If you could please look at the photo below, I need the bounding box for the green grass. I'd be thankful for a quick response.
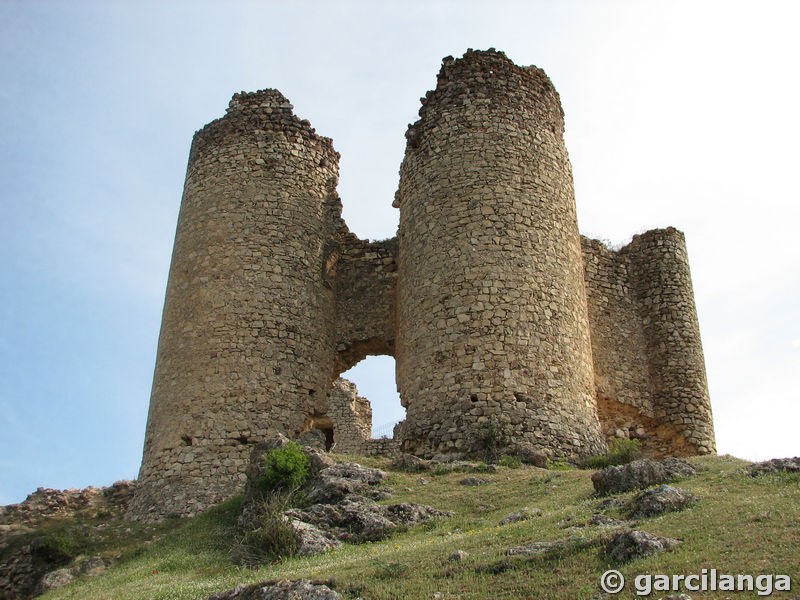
[36,455,800,599]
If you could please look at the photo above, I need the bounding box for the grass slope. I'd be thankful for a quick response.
[37,455,799,600]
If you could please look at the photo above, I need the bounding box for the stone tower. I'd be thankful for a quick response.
[127,90,343,520]
[395,50,606,457]
[128,49,714,521]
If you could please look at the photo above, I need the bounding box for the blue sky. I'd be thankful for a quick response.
[2,0,798,505]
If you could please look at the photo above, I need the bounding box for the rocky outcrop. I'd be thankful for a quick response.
[498,508,542,525]
[287,496,451,545]
[0,481,135,527]
[605,530,681,562]
[306,463,388,504]
[207,579,341,600]
[0,482,133,600]
[746,457,800,476]
[507,536,595,556]
[238,435,452,562]
[628,485,697,519]
[591,458,696,495]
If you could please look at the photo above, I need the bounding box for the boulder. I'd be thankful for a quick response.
[207,579,341,600]
[746,457,800,476]
[391,453,430,472]
[499,507,542,525]
[290,520,342,556]
[459,477,491,486]
[34,568,74,595]
[298,428,327,450]
[306,464,388,504]
[628,485,697,519]
[507,536,594,556]
[606,530,681,562]
[592,459,696,495]
[287,497,451,544]
[79,555,106,576]
[589,514,629,528]
[239,434,336,529]
[508,442,548,467]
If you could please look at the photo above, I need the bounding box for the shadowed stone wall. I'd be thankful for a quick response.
[129,49,714,521]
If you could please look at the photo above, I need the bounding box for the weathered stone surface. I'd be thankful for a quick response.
[499,507,542,525]
[290,520,342,556]
[605,530,681,562]
[79,556,106,576]
[589,514,630,528]
[131,48,716,520]
[307,464,388,504]
[507,536,594,556]
[298,428,327,450]
[448,550,468,562]
[628,485,697,519]
[34,567,74,595]
[391,453,430,472]
[508,442,548,467]
[240,458,448,559]
[207,579,342,600]
[287,497,451,544]
[1,482,134,599]
[2,480,135,527]
[238,435,335,530]
[592,458,697,495]
[746,457,800,476]
[459,477,491,487]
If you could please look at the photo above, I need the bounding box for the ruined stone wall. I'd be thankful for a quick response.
[332,234,398,375]
[325,378,373,453]
[625,228,715,454]
[130,49,714,522]
[582,232,715,456]
[128,90,343,521]
[395,49,606,459]
[316,378,399,456]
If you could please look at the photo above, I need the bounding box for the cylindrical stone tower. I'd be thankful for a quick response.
[627,228,716,454]
[128,90,341,520]
[395,49,607,459]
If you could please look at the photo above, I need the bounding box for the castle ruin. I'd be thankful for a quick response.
[127,49,715,521]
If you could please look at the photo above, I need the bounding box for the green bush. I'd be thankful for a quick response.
[498,454,522,469]
[586,438,642,469]
[547,459,573,471]
[258,442,311,492]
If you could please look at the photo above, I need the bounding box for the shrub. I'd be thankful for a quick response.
[258,442,311,493]
[547,459,573,471]
[586,438,642,469]
[473,417,509,463]
[498,454,522,469]
[232,492,297,566]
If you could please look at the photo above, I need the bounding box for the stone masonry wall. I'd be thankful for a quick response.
[128,90,343,521]
[130,49,714,521]
[316,378,399,456]
[581,233,715,456]
[625,228,715,454]
[395,49,606,459]
[332,234,398,375]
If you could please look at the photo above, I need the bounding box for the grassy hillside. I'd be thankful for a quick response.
[34,455,800,599]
